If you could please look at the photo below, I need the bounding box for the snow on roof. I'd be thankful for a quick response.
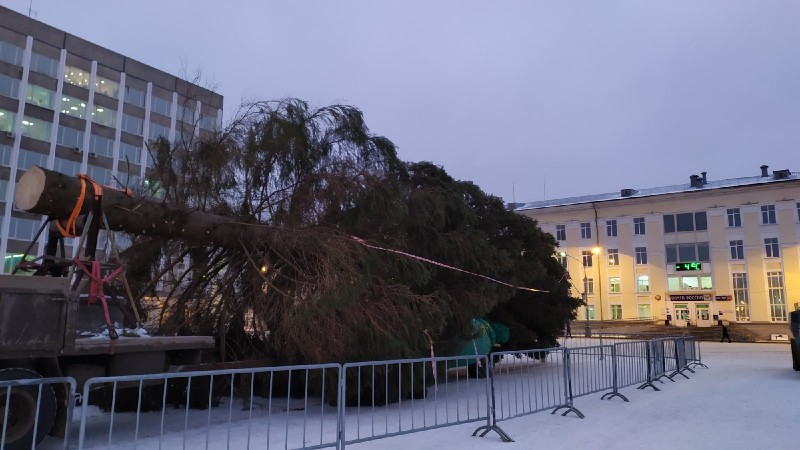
[516,170,800,211]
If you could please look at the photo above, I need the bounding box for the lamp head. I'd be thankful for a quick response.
[591,246,601,255]
[559,251,567,257]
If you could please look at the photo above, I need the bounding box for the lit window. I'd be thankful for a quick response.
[21,116,52,142]
[581,250,593,267]
[610,304,622,320]
[0,109,16,133]
[92,105,116,127]
[732,273,750,322]
[94,76,119,99]
[584,278,594,294]
[64,66,91,88]
[60,95,88,119]
[636,275,649,292]
[767,272,786,322]
[26,84,56,109]
[607,249,619,266]
[609,277,621,293]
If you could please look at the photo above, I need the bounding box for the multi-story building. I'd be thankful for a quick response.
[516,166,800,327]
[0,6,223,272]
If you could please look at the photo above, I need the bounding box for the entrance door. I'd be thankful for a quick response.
[695,303,711,327]
[675,306,690,327]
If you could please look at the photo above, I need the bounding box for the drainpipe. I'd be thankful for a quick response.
[592,202,603,321]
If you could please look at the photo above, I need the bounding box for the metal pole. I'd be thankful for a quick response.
[583,261,590,337]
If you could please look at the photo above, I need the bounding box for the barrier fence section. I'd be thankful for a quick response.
[1,375,76,450]
[340,355,490,448]
[490,347,567,423]
[1,336,708,449]
[78,363,341,450]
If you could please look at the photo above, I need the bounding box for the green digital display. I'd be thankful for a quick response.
[675,262,701,271]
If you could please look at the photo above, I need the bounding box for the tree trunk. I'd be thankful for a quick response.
[15,166,261,246]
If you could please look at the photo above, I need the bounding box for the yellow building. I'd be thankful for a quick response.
[516,165,800,327]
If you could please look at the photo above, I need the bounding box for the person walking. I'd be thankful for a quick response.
[720,322,731,343]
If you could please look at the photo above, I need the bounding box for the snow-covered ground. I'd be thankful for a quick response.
[364,342,799,450]
[33,342,799,449]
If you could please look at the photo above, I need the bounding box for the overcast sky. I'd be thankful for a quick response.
[4,0,800,204]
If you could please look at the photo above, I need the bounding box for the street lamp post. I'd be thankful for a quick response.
[561,247,601,338]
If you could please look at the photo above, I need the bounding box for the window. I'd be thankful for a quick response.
[29,52,59,78]
[0,109,15,133]
[764,238,780,258]
[60,95,87,119]
[663,212,707,233]
[86,165,111,185]
[64,66,90,88]
[0,74,19,99]
[584,277,594,294]
[586,305,595,320]
[665,242,710,263]
[121,114,143,135]
[26,84,56,109]
[151,95,172,117]
[606,220,617,237]
[635,247,647,265]
[555,224,566,241]
[119,142,141,164]
[761,205,776,224]
[609,277,621,293]
[732,273,750,322]
[638,304,651,319]
[0,41,24,66]
[148,122,170,140]
[607,248,619,266]
[581,250,593,267]
[727,208,741,227]
[53,157,81,176]
[56,125,84,149]
[0,144,12,167]
[124,86,146,108]
[94,76,119,99]
[580,222,591,239]
[17,149,48,171]
[199,111,217,131]
[7,217,39,241]
[92,105,116,127]
[729,240,744,260]
[797,203,800,221]
[21,116,51,142]
[558,254,567,267]
[177,104,195,124]
[89,134,114,158]
[767,272,786,322]
[636,275,649,292]
[0,180,6,199]
[667,275,712,291]
[633,217,645,235]
[610,304,622,320]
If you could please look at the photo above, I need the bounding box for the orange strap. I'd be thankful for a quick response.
[56,174,103,238]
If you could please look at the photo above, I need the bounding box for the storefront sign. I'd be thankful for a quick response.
[669,294,709,301]
[715,295,732,301]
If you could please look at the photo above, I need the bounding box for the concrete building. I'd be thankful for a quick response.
[0,5,223,272]
[516,166,800,327]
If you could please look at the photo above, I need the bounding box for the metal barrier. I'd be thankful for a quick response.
[78,364,341,450]
[1,336,707,449]
[0,375,76,450]
[340,355,491,448]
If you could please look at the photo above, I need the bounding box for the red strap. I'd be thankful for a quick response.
[73,258,124,341]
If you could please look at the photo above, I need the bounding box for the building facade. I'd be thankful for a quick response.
[517,166,800,327]
[0,6,223,272]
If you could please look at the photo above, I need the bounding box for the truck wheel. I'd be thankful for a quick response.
[792,339,800,372]
[0,368,57,450]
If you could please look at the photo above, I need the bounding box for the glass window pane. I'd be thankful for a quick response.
[64,66,91,88]
[0,109,16,132]
[0,73,20,99]
[26,84,56,109]
[125,86,146,108]
[30,52,59,78]
[681,276,699,290]
[700,276,713,290]
[21,116,51,142]
[668,277,680,291]
[678,244,696,262]
[697,243,710,262]
[694,212,707,230]
[665,245,677,263]
[92,105,116,127]
[95,76,119,98]
[60,95,87,119]
[676,213,694,232]
[663,215,675,233]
